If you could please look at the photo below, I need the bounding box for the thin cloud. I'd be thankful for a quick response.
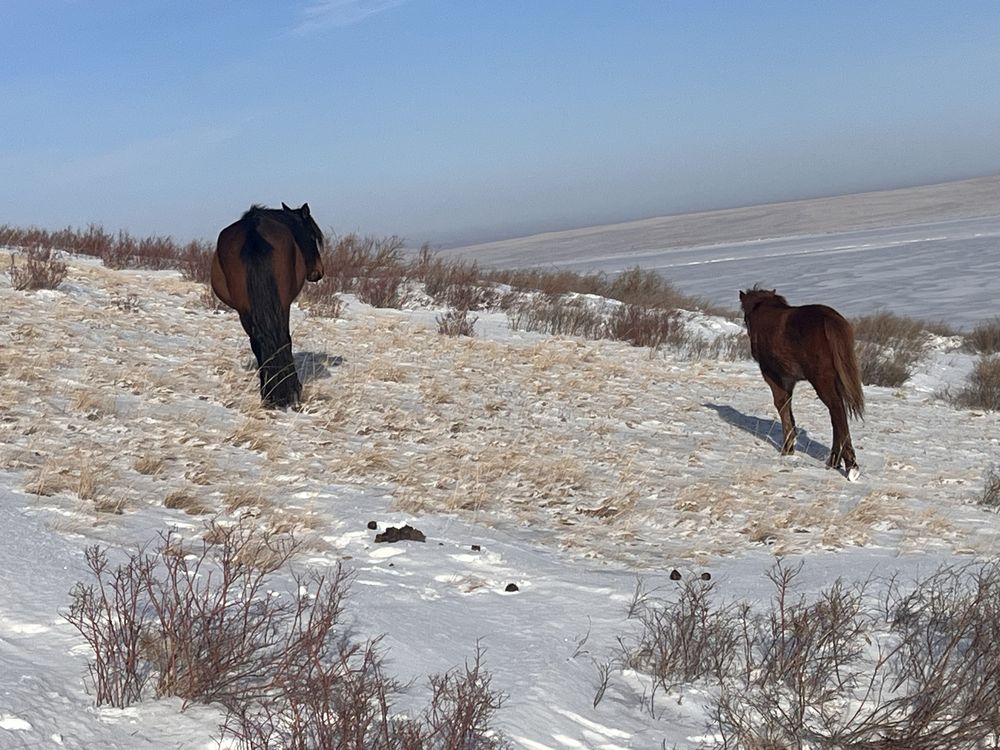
[293,0,408,34]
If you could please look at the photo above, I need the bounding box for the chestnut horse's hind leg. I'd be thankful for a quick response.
[815,375,859,478]
[763,371,797,455]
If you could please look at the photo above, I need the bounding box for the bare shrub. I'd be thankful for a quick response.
[486,266,608,298]
[358,267,409,308]
[706,331,752,360]
[300,288,346,318]
[417,646,510,748]
[856,340,915,388]
[605,304,678,348]
[981,466,1000,510]
[65,545,154,707]
[8,246,68,290]
[416,246,498,311]
[65,521,300,709]
[101,230,138,269]
[100,232,184,271]
[302,233,411,309]
[506,295,606,339]
[221,636,401,749]
[951,355,1000,411]
[713,564,873,747]
[853,311,930,387]
[965,318,1000,355]
[72,224,115,258]
[66,521,510,746]
[437,308,478,337]
[177,239,214,284]
[227,643,509,750]
[854,310,933,345]
[605,561,1000,749]
[486,265,705,314]
[614,578,738,712]
[604,266,691,309]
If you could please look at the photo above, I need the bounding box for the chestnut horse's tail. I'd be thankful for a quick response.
[243,222,301,408]
[825,316,864,420]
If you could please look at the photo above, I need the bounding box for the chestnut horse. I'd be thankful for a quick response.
[739,288,864,480]
[211,203,325,408]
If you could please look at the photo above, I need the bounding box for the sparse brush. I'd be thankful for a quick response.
[604,561,1000,750]
[177,239,214,284]
[506,295,606,339]
[605,304,678,348]
[437,308,478,337]
[951,355,1000,411]
[981,466,1000,510]
[604,266,696,310]
[417,247,498,310]
[65,521,510,746]
[8,246,68,290]
[614,577,738,711]
[485,267,608,297]
[488,265,703,313]
[965,317,1000,355]
[853,311,930,387]
[299,287,346,318]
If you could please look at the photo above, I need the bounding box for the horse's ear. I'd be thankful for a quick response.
[281,202,292,211]
[300,203,311,218]
[739,290,745,301]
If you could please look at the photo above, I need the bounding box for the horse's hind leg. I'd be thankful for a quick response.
[764,372,796,455]
[239,313,263,368]
[816,378,858,475]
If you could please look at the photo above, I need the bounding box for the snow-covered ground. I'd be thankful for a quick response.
[1,238,999,748]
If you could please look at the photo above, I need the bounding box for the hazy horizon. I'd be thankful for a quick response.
[4,2,1000,246]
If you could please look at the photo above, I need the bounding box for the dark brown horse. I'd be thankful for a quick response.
[211,203,325,408]
[739,288,864,480]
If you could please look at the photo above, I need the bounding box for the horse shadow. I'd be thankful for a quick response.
[704,403,830,463]
[295,351,344,383]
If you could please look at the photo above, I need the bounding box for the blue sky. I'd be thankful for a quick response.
[3,1,1000,246]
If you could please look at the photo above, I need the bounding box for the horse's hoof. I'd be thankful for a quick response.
[846,466,861,482]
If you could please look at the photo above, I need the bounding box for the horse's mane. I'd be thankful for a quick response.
[741,286,789,312]
[242,204,273,223]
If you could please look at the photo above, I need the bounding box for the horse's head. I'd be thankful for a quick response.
[282,202,325,282]
[739,287,784,321]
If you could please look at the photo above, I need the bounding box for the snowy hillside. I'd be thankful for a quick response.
[1,251,999,748]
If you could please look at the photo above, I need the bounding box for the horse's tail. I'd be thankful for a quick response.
[242,219,301,408]
[826,316,864,420]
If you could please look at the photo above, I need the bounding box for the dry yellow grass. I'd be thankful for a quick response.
[3,252,998,564]
[134,452,165,476]
[164,490,213,515]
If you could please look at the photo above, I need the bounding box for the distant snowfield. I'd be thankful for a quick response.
[534,215,1000,330]
[441,175,1000,329]
[1,231,999,747]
